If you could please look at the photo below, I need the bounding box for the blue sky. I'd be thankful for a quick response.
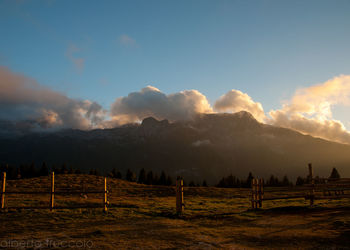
[1,0,350,137]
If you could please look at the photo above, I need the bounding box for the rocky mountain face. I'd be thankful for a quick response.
[1,111,349,184]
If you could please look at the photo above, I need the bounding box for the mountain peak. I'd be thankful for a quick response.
[141,117,169,130]
[234,110,256,120]
[192,111,261,130]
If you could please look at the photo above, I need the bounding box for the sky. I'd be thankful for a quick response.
[1,0,350,144]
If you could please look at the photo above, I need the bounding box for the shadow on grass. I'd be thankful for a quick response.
[109,203,139,209]
[224,233,349,248]
[247,205,350,215]
[132,209,251,222]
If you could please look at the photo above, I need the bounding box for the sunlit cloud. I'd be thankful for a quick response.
[1,65,350,144]
[268,75,350,144]
[214,90,266,122]
[107,86,213,127]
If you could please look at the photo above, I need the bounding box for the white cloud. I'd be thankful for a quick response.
[214,89,266,122]
[108,86,213,126]
[268,75,350,144]
[2,64,350,145]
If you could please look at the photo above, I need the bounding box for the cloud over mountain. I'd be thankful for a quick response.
[214,90,266,122]
[108,86,213,126]
[0,67,105,132]
[1,66,350,145]
[268,75,350,144]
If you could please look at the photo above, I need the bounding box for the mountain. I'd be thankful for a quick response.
[1,111,349,184]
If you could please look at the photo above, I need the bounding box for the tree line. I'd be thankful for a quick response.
[217,172,293,188]
[0,163,176,186]
[217,167,341,188]
[0,162,342,188]
[295,167,341,185]
[0,162,82,179]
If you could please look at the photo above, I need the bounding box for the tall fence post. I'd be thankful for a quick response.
[50,172,55,211]
[1,172,6,209]
[251,178,263,209]
[176,178,184,214]
[308,163,313,182]
[103,177,108,213]
[251,179,255,209]
[308,163,314,206]
[258,178,263,208]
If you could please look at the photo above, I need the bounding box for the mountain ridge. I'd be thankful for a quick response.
[0,111,349,183]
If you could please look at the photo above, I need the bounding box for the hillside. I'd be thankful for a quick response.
[1,111,350,184]
[0,174,350,249]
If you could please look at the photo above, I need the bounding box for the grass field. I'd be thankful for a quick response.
[1,174,350,249]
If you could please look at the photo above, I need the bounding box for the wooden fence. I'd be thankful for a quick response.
[251,164,350,209]
[1,172,109,212]
[1,165,349,213]
[0,172,185,214]
[176,178,184,214]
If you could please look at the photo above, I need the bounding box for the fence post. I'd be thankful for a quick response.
[308,163,313,182]
[103,177,108,213]
[255,178,258,209]
[308,163,314,206]
[252,178,260,209]
[251,179,255,209]
[176,178,184,214]
[50,172,55,211]
[1,172,6,209]
[258,178,263,208]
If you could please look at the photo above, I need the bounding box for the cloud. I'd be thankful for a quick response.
[268,75,350,144]
[0,66,106,132]
[2,64,350,145]
[65,44,85,72]
[108,86,213,126]
[118,34,137,47]
[211,78,350,144]
[214,90,266,122]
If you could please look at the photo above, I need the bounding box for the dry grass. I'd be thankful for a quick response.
[0,174,350,249]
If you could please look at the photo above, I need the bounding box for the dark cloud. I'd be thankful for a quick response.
[0,66,105,132]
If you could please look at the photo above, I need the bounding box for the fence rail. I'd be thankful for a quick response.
[0,172,186,214]
[250,164,350,209]
[0,172,109,212]
[1,164,350,213]
[0,191,107,194]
